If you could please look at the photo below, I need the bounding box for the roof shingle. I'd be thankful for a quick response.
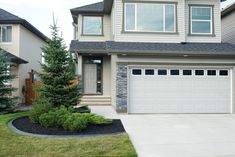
[70,40,235,56]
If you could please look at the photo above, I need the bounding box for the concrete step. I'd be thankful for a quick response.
[81,99,111,102]
[79,96,111,106]
[79,101,111,106]
[82,96,111,99]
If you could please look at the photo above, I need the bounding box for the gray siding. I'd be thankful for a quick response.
[222,11,235,45]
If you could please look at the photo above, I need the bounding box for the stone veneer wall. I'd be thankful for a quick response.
[116,64,128,113]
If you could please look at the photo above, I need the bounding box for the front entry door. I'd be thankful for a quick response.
[84,64,97,94]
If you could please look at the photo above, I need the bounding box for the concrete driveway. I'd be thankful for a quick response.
[91,106,235,157]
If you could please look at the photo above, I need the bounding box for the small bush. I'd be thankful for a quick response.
[81,113,112,125]
[39,111,56,128]
[54,106,72,126]
[29,98,52,123]
[62,113,88,132]
[34,105,112,132]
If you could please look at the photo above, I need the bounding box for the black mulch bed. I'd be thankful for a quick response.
[12,116,126,135]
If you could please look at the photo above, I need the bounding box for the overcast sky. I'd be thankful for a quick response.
[0,0,234,48]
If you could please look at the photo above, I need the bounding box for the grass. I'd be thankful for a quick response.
[0,112,137,157]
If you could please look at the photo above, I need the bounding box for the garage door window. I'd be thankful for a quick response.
[183,70,192,75]
[145,69,154,75]
[219,70,228,76]
[158,69,167,75]
[132,69,142,75]
[195,70,204,76]
[170,69,180,75]
[207,70,216,76]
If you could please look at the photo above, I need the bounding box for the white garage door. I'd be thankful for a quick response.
[129,67,232,113]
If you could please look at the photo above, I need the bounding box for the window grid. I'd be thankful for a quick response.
[190,6,213,35]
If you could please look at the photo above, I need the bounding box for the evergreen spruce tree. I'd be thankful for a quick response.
[38,22,80,108]
[0,51,17,112]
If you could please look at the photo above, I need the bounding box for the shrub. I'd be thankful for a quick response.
[54,106,72,126]
[62,113,88,132]
[34,105,112,132]
[29,98,52,123]
[39,111,56,128]
[81,113,112,125]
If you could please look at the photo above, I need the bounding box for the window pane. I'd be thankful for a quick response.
[170,70,179,75]
[158,69,167,75]
[132,69,142,75]
[207,70,216,76]
[195,70,204,76]
[192,7,211,20]
[145,69,154,75]
[125,4,135,30]
[183,70,192,75]
[192,21,211,34]
[165,5,175,32]
[2,26,12,42]
[83,16,102,35]
[137,4,163,32]
[219,70,228,76]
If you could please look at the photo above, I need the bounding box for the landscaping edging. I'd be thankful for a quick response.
[8,117,126,138]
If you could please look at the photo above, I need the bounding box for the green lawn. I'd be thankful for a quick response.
[0,112,137,157]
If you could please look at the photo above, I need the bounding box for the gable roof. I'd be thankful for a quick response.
[72,2,104,13]
[221,2,235,18]
[70,0,113,23]
[70,40,235,56]
[0,48,28,64]
[0,8,48,42]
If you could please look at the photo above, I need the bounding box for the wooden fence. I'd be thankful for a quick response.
[25,71,78,105]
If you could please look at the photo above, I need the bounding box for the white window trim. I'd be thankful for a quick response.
[124,3,176,33]
[0,25,13,44]
[190,6,213,35]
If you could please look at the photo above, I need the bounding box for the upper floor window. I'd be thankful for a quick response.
[190,6,213,35]
[0,25,12,43]
[124,3,176,33]
[83,16,102,35]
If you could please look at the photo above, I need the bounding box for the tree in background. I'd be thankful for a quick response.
[37,21,80,108]
[0,51,17,112]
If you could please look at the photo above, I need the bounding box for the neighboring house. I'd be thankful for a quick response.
[70,0,235,114]
[221,3,235,45]
[0,8,47,104]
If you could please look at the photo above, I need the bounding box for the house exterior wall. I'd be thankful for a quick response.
[74,0,222,43]
[222,10,235,45]
[18,25,46,103]
[0,24,20,56]
[0,24,46,103]
[114,0,186,43]
[0,24,21,101]
[77,14,112,41]
[102,56,111,96]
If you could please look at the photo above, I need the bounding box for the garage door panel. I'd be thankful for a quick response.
[129,67,232,113]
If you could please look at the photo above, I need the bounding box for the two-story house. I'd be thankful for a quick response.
[70,0,235,114]
[221,2,235,45]
[0,8,47,104]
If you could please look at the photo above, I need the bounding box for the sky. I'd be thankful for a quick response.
[0,0,234,48]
